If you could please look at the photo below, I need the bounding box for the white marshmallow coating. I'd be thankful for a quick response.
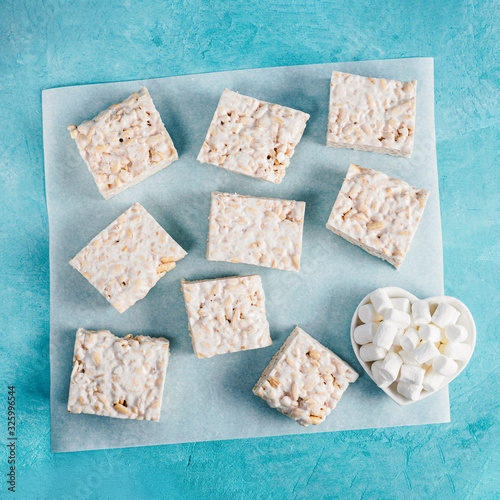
[369,288,393,316]
[423,368,446,393]
[383,308,411,329]
[358,303,382,323]
[391,297,411,314]
[411,300,431,326]
[398,349,420,366]
[359,343,388,362]
[432,355,458,377]
[445,324,468,343]
[373,322,398,350]
[418,324,442,342]
[253,326,358,426]
[396,382,422,401]
[379,352,403,382]
[400,328,420,351]
[399,364,425,385]
[353,322,378,345]
[198,89,309,184]
[371,361,392,388]
[412,341,440,365]
[431,302,460,328]
[444,342,470,361]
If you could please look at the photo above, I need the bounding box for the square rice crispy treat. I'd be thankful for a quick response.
[326,164,429,269]
[68,87,178,199]
[207,191,305,272]
[181,275,272,358]
[197,89,310,183]
[69,203,187,313]
[253,326,358,426]
[67,328,169,421]
[327,72,417,157]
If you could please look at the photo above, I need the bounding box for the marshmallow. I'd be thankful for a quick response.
[412,341,440,365]
[358,303,382,324]
[354,322,378,345]
[399,349,420,366]
[399,364,425,385]
[373,322,398,350]
[369,288,393,316]
[391,297,411,314]
[432,355,458,377]
[418,324,442,342]
[397,382,423,401]
[393,328,404,347]
[383,308,411,329]
[359,343,388,362]
[444,342,470,361]
[411,300,431,326]
[371,361,392,388]
[431,302,460,328]
[379,352,403,382]
[423,368,446,393]
[400,328,420,351]
[445,324,468,343]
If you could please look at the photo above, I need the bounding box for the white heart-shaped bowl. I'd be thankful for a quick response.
[351,286,476,405]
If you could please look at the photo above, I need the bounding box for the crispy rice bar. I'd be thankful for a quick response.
[327,72,417,157]
[68,328,170,421]
[206,192,305,272]
[198,89,309,183]
[326,164,429,269]
[69,87,178,199]
[253,326,358,426]
[69,203,186,313]
[181,275,272,358]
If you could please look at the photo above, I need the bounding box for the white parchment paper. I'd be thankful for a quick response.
[43,58,449,453]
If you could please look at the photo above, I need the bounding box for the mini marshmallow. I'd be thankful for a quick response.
[422,368,446,393]
[397,382,423,401]
[369,288,393,316]
[411,300,431,326]
[373,322,398,350]
[412,341,440,365]
[418,324,442,342]
[371,361,392,388]
[432,355,458,377]
[379,352,403,382]
[358,303,382,324]
[391,297,411,314]
[383,308,411,329]
[400,328,420,351]
[444,342,470,361]
[353,322,378,345]
[445,324,468,343]
[399,348,420,366]
[393,328,404,347]
[399,364,425,385]
[359,343,388,362]
[431,302,460,328]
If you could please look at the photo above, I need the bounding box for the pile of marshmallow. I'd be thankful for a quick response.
[354,288,471,402]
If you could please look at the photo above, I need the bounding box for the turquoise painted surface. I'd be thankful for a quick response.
[0,0,498,498]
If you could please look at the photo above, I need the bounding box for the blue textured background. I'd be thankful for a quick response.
[0,0,498,498]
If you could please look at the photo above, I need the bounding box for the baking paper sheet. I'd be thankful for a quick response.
[43,58,449,453]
